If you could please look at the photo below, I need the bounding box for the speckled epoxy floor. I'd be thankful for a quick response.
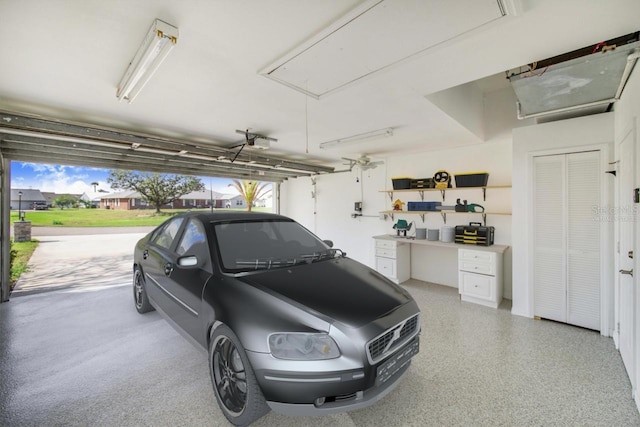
[1,278,638,426]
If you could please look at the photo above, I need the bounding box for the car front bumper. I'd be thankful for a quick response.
[249,335,419,416]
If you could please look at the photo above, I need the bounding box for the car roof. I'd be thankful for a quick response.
[179,211,292,224]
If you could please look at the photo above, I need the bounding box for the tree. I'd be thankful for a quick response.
[53,194,78,209]
[107,170,204,213]
[229,180,271,212]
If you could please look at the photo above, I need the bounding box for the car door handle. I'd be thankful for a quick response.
[164,263,174,276]
[143,250,149,260]
[619,269,633,277]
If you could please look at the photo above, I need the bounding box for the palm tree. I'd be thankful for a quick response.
[91,181,99,192]
[229,180,271,212]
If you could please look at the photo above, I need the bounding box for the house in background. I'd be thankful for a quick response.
[9,188,46,210]
[179,190,223,209]
[99,191,146,210]
[40,192,56,208]
[219,194,246,209]
[99,189,231,210]
[80,191,109,208]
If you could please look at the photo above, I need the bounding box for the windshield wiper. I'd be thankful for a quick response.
[300,249,347,263]
[235,258,308,270]
[235,249,347,270]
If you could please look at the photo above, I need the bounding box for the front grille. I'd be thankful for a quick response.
[366,314,419,364]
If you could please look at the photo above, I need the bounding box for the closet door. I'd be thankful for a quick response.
[566,151,601,330]
[533,151,601,331]
[533,155,567,323]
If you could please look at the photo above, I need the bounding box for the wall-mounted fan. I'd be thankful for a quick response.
[342,155,384,171]
[230,129,278,162]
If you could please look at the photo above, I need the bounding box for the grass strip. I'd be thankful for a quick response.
[10,239,39,289]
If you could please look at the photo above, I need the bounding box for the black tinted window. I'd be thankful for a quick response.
[177,219,207,256]
[214,220,329,272]
[151,217,184,249]
[176,219,211,271]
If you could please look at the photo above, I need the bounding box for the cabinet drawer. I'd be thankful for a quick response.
[458,249,495,264]
[375,239,397,250]
[460,272,494,300]
[459,260,495,275]
[375,247,397,258]
[376,256,396,278]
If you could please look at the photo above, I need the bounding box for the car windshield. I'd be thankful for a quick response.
[214,219,335,272]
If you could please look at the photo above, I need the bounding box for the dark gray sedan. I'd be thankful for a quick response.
[133,212,420,426]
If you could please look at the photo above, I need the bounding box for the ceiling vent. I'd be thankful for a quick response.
[508,32,640,120]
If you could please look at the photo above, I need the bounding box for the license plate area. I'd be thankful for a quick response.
[376,338,419,385]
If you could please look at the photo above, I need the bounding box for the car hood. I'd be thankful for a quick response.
[238,258,412,328]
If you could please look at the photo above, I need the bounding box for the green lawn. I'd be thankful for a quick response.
[10,239,39,289]
[10,207,272,227]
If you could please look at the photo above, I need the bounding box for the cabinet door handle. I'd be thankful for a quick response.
[620,269,633,277]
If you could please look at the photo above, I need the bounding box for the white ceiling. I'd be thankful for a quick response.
[0,0,638,171]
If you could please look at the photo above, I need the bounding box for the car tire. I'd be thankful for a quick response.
[133,267,154,314]
[209,325,269,426]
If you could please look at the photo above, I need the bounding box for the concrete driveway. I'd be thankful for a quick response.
[11,231,148,296]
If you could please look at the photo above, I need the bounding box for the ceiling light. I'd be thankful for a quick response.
[116,19,178,103]
[319,128,393,150]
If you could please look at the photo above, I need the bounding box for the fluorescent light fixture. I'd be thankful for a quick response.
[116,19,178,103]
[319,128,393,150]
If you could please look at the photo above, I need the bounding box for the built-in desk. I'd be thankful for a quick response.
[373,235,509,308]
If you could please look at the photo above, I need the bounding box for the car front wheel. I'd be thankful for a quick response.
[209,325,269,426]
[133,267,154,314]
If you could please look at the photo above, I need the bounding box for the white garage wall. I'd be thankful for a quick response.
[281,138,514,297]
[611,65,640,410]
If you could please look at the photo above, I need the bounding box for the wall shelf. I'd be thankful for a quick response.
[380,210,511,225]
[380,185,511,201]
[380,185,511,225]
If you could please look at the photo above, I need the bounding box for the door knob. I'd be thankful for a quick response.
[619,269,633,277]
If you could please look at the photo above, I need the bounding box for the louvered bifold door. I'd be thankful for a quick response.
[533,155,567,323]
[533,151,601,331]
[566,151,601,330]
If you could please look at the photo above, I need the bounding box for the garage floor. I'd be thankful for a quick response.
[1,234,639,426]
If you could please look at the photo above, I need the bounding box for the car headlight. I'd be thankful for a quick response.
[268,333,340,360]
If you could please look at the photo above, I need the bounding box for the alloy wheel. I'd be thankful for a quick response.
[134,270,144,310]
[213,336,248,416]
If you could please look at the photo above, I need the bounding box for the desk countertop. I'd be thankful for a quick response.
[373,234,510,254]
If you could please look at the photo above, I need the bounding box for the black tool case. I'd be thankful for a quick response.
[454,222,494,246]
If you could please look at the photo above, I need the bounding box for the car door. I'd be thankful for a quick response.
[163,217,213,345]
[142,216,185,317]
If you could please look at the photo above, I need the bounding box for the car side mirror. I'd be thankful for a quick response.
[323,240,334,248]
[177,255,198,267]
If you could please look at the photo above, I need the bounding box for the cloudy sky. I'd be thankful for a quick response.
[10,161,241,195]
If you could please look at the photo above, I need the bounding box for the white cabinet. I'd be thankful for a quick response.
[374,238,410,284]
[458,249,503,308]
